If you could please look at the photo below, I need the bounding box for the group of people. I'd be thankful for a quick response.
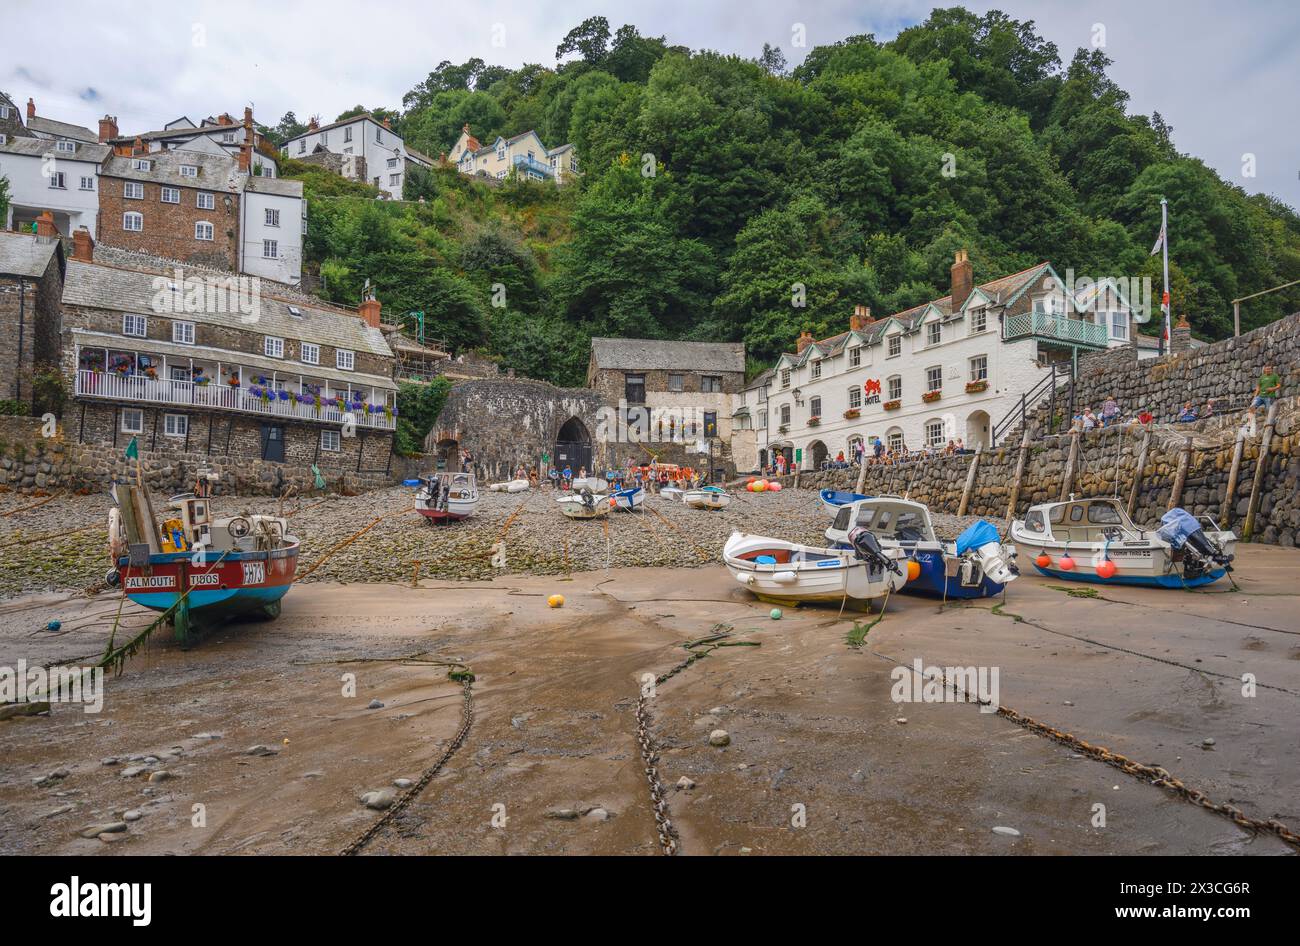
[1068,366,1283,434]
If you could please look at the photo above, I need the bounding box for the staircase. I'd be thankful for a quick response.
[992,362,1075,446]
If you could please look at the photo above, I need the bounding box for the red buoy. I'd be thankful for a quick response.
[1058,553,1076,571]
[1034,553,1051,568]
[1096,559,1117,579]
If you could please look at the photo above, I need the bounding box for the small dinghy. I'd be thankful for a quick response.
[723,529,907,609]
[825,496,1017,599]
[659,487,685,503]
[611,485,645,511]
[684,486,731,510]
[106,481,298,646]
[1010,498,1235,588]
[557,487,612,520]
[416,472,479,522]
[820,488,869,516]
[489,479,530,493]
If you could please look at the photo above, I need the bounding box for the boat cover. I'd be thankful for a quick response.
[955,520,1000,555]
[1157,508,1201,549]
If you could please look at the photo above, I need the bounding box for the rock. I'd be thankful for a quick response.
[586,808,610,822]
[80,821,127,838]
[1202,737,1216,749]
[393,778,413,789]
[708,729,731,747]
[367,699,384,710]
[101,757,119,766]
[895,717,908,724]
[245,744,279,757]
[34,768,70,786]
[143,756,159,764]
[545,808,580,820]
[120,765,147,778]
[676,776,696,791]
[192,732,223,740]
[123,809,142,822]
[148,770,173,783]
[992,826,1021,837]
[359,789,395,811]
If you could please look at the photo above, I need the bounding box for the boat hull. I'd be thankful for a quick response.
[116,544,298,622]
[557,496,612,519]
[417,505,475,522]
[820,489,868,516]
[1030,563,1227,588]
[723,532,906,608]
[612,487,644,511]
[685,489,731,510]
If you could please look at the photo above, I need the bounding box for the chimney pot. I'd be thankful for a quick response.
[244,106,253,128]
[72,227,95,262]
[796,330,814,354]
[98,114,119,144]
[951,248,974,311]
[35,211,57,241]
[850,304,873,332]
[358,297,382,329]
[26,98,35,120]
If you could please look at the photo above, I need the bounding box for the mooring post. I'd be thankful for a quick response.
[853,448,868,496]
[1126,427,1151,519]
[1243,402,1279,540]
[1168,435,1193,511]
[1058,429,1080,502]
[1005,431,1031,523]
[1220,425,1247,530]
[958,446,981,516]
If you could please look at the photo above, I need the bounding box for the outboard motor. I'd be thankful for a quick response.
[848,527,902,575]
[1158,508,1233,579]
[955,520,1019,586]
[578,486,596,510]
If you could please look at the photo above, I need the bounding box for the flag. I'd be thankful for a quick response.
[124,437,139,460]
[1150,223,1165,256]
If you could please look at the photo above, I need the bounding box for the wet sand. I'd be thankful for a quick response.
[2,542,1297,856]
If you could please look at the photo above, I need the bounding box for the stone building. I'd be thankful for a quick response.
[0,225,65,409]
[59,233,399,481]
[282,114,433,199]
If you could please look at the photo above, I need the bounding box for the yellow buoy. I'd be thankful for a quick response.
[906,559,921,582]
[547,594,565,608]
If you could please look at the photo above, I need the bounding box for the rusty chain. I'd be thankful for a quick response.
[341,667,475,856]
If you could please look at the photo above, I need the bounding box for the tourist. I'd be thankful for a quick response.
[1247,364,1282,430]
[955,437,966,453]
[1202,398,1217,419]
[873,439,885,462]
[1101,395,1120,427]
[1081,408,1098,431]
[1177,401,1199,423]
[1137,408,1154,425]
[562,465,573,490]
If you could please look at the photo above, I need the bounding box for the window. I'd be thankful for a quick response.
[320,429,341,451]
[169,366,190,381]
[261,239,279,259]
[389,173,401,186]
[497,145,505,161]
[56,140,76,153]
[625,373,646,404]
[849,386,862,409]
[969,355,987,382]
[810,396,822,418]
[124,181,144,199]
[668,373,684,392]
[123,313,147,337]
[321,132,328,146]
[122,212,143,232]
[172,321,195,345]
[264,336,284,358]
[197,192,215,210]
[0,105,7,119]
[121,409,144,434]
[298,139,306,154]
[164,413,188,437]
[926,366,943,392]
[927,321,941,346]
[376,126,382,143]
[222,132,235,143]
[300,342,320,365]
[79,176,95,191]
[781,368,791,388]
[758,409,767,429]
[887,376,902,401]
[161,186,180,203]
[0,134,6,145]
[701,375,723,394]
[887,335,901,358]
[343,126,353,143]
[703,411,717,437]
[1110,310,1129,340]
[179,164,198,178]
[888,430,904,452]
[195,221,214,241]
[264,208,280,227]
[48,171,66,189]
[132,159,151,171]
[925,420,944,448]
[386,157,397,169]
[849,346,861,368]
[336,349,354,370]
[780,404,791,425]
[810,360,822,380]
[970,307,987,334]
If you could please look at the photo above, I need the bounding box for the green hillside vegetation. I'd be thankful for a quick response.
[276,7,1300,387]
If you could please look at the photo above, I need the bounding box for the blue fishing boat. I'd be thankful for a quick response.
[825,496,1017,599]
[611,485,645,511]
[820,488,869,516]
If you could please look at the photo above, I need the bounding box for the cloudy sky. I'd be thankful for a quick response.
[7,0,1298,209]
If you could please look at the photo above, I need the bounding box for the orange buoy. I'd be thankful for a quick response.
[1034,553,1051,568]
[753,481,767,492]
[905,559,922,582]
[547,594,565,608]
[1058,553,1076,571]
[1096,559,1117,579]
[768,482,782,492]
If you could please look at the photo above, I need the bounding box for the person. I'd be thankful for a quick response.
[528,467,539,488]
[836,450,845,465]
[955,437,966,453]
[515,464,527,481]
[1081,408,1098,431]
[562,464,573,490]
[1137,408,1153,425]
[1177,401,1199,423]
[461,449,473,474]
[1202,398,1216,419]
[1101,395,1120,427]
[1248,364,1281,423]
[873,438,885,462]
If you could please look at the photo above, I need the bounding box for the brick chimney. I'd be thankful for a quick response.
[951,249,973,311]
[72,227,95,262]
[358,296,382,328]
[307,116,319,132]
[849,304,872,332]
[98,114,119,143]
[218,112,235,126]
[1171,314,1192,354]
[26,97,35,120]
[35,211,56,241]
[381,116,391,129]
[796,330,814,354]
[244,106,253,128]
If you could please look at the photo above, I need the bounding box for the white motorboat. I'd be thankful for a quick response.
[659,487,685,503]
[489,479,530,493]
[684,486,731,510]
[610,485,645,511]
[416,472,479,522]
[722,530,908,609]
[557,487,613,520]
[1009,497,1235,588]
[824,496,1017,599]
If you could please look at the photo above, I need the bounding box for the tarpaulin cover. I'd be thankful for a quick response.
[955,520,1001,555]
[1157,507,1201,549]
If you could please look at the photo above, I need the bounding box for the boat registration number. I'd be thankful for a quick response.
[242,562,266,585]
[125,575,176,590]
[189,572,221,587]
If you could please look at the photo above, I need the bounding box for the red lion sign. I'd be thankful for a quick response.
[863,378,882,396]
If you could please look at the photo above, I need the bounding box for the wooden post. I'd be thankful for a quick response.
[1005,431,1031,522]
[1243,402,1279,541]
[1058,429,1080,502]
[1126,427,1151,519]
[1220,426,1247,530]
[853,446,868,495]
[1167,435,1193,511]
[957,447,981,516]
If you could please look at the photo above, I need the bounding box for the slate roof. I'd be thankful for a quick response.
[26,115,97,143]
[0,135,109,162]
[244,174,304,198]
[0,231,61,278]
[101,150,246,192]
[282,113,396,144]
[590,337,745,374]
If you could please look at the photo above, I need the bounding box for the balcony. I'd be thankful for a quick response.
[1004,312,1109,349]
[74,370,397,430]
[512,155,554,180]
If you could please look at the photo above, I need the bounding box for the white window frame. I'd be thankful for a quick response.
[132,159,151,171]
[848,346,861,368]
[172,321,195,345]
[79,175,95,191]
[194,221,214,241]
[300,342,320,365]
[887,375,902,401]
[124,181,144,199]
[264,336,285,358]
[810,360,822,380]
[925,420,944,449]
[56,139,76,153]
[336,349,354,371]
[123,313,147,337]
[849,386,862,409]
[179,164,198,178]
[389,173,401,186]
[121,408,144,434]
[926,366,943,392]
[321,429,341,452]
[122,211,143,232]
[164,413,188,437]
[809,395,822,418]
[1110,310,1129,340]
[927,321,941,347]
[264,208,280,227]
[161,186,180,203]
[970,307,987,334]
[197,192,215,210]
[969,355,988,382]
[263,239,278,259]
[344,126,353,143]
[887,335,901,358]
[780,368,791,388]
[48,170,66,189]
[780,404,791,426]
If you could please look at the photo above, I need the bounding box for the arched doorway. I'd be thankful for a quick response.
[554,417,592,475]
[965,410,991,451]
[435,438,459,472]
[807,440,828,470]
[846,435,864,464]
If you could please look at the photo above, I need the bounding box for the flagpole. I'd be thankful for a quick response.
[1160,197,1170,355]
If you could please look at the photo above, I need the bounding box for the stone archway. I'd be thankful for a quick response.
[554,416,593,475]
[435,438,459,472]
[965,409,991,451]
[807,440,828,470]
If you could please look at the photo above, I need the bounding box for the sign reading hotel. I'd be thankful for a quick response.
[863,378,882,405]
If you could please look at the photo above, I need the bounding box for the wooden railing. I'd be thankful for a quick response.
[1004,312,1109,347]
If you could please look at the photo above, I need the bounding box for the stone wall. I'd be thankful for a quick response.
[295,151,368,186]
[0,244,62,407]
[789,398,1299,546]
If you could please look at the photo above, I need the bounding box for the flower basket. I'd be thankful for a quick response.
[883,400,901,411]
[807,417,821,426]
[843,409,860,419]
[921,390,942,403]
[965,380,988,394]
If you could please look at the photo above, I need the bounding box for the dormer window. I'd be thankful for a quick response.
[180,164,198,177]
[927,321,941,346]
[56,139,76,153]
[810,360,822,380]
[887,335,901,358]
[781,368,791,388]
[132,158,151,171]
[970,307,987,334]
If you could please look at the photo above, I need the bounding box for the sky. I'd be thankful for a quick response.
[6,0,1298,210]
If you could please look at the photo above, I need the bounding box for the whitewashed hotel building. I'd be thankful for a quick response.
[759,251,1133,469]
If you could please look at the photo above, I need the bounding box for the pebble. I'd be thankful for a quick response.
[101,757,119,766]
[545,808,580,820]
[33,768,70,786]
[1202,737,1216,747]
[895,717,908,724]
[393,778,413,789]
[708,729,731,747]
[676,776,696,791]
[80,821,127,839]
[586,808,610,822]
[359,789,395,811]
[367,699,384,710]
[123,809,142,822]
[245,744,279,757]
[992,826,1021,837]
[192,732,223,740]
[120,765,147,778]
[148,770,173,783]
